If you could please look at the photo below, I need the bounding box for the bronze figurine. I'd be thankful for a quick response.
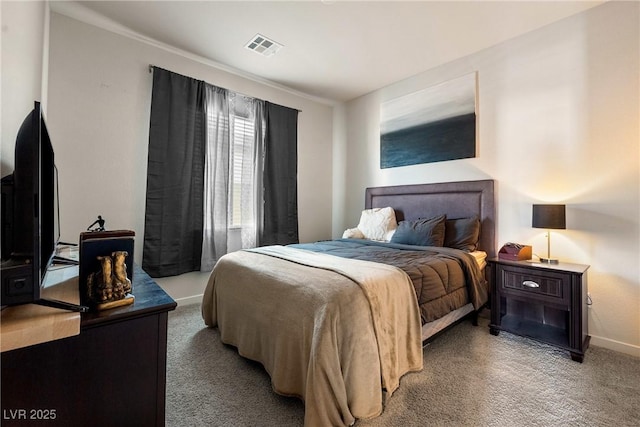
[87,215,106,232]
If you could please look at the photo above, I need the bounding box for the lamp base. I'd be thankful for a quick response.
[539,257,559,264]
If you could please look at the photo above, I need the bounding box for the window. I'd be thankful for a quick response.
[144,68,298,274]
[202,92,261,231]
[230,113,255,227]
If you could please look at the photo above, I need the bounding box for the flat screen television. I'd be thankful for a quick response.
[1,101,86,312]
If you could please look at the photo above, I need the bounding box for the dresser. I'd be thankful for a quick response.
[488,258,590,362]
[1,265,176,426]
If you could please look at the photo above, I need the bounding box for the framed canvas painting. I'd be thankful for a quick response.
[380,72,477,169]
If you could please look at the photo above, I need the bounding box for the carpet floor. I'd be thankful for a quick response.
[166,303,639,426]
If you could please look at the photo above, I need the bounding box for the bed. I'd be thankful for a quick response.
[202,179,495,427]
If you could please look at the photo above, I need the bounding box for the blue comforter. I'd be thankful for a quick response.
[290,239,487,323]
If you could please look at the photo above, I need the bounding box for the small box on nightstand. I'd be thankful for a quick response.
[498,243,532,261]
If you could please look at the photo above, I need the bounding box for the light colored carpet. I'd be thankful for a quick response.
[166,303,639,426]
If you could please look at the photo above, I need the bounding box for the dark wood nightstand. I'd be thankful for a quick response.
[488,258,590,362]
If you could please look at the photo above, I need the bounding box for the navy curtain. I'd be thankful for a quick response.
[260,102,299,245]
[142,67,206,277]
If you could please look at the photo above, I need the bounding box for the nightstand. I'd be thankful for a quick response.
[488,258,590,362]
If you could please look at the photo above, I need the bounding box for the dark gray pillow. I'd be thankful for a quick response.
[390,215,446,247]
[444,216,481,251]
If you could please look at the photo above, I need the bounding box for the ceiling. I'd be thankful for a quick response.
[52,1,605,103]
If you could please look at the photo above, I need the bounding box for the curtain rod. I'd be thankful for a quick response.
[148,64,302,113]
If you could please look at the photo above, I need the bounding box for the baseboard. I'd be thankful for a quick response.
[175,294,203,307]
[590,334,640,358]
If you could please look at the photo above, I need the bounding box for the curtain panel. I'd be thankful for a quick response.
[201,89,266,271]
[260,102,299,246]
[201,85,230,271]
[142,67,206,277]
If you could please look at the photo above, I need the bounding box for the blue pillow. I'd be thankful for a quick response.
[444,216,480,251]
[390,215,446,247]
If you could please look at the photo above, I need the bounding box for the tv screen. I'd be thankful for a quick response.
[1,101,85,311]
[0,102,49,306]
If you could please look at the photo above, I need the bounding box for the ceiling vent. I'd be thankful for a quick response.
[245,34,283,57]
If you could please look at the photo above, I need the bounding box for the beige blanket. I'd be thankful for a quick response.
[202,246,423,427]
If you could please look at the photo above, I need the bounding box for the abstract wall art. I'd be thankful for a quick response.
[380,72,477,169]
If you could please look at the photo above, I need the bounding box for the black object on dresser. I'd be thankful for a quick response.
[1,265,177,426]
[488,258,590,362]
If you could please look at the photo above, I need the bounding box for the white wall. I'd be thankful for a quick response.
[337,1,639,356]
[46,13,334,300]
[1,0,48,177]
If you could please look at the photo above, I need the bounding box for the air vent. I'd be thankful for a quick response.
[245,34,283,57]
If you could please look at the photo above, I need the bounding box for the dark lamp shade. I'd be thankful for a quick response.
[532,204,566,229]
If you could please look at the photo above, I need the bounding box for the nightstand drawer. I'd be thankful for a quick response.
[498,266,570,306]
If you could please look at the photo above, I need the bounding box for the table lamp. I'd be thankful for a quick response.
[532,204,566,264]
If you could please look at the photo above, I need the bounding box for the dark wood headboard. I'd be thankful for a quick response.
[365,180,496,258]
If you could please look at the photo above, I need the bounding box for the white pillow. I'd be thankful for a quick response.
[342,228,365,239]
[357,207,397,241]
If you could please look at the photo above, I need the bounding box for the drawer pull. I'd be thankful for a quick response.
[523,280,540,288]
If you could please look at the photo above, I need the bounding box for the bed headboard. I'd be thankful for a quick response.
[365,180,496,258]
